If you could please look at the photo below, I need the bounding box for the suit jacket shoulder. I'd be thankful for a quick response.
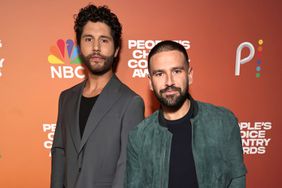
[111,75,142,98]
[60,80,84,96]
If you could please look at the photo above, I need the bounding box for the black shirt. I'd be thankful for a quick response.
[79,95,99,138]
[159,103,198,188]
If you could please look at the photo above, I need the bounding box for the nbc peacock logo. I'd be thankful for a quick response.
[48,39,85,79]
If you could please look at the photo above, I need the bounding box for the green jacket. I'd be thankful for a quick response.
[125,100,247,188]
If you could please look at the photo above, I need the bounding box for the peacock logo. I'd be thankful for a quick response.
[48,39,81,65]
[48,39,84,79]
[235,39,264,78]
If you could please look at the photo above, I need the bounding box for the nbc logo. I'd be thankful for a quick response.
[48,39,85,79]
[235,39,264,78]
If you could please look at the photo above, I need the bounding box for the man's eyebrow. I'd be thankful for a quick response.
[99,35,112,39]
[81,34,93,38]
[151,69,164,74]
[81,35,112,40]
[171,66,185,70]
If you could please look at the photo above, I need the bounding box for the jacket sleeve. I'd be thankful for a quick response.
[225,112,247,188]
[124,125,142,188]
[229,175,246,188]
[50,93,65,188]
[112,95,144,188]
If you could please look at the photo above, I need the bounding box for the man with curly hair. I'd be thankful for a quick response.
[51,4,144,188]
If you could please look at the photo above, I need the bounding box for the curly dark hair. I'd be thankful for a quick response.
[74,4,122,50]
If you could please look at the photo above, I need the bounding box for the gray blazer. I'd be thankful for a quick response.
[51,75,144,188]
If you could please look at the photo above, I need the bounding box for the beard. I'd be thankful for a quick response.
[80,52,115,75]
[153,84,189,110]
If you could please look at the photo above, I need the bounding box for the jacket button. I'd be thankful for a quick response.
[79,167,81,172]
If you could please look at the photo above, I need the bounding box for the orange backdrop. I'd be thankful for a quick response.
[0,0,281,187]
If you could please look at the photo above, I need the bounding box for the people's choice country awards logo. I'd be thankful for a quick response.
[48,39,84,79]
[235,39,264,78]
[127,40,191,78]
[239,121,272,155]
[42,123,56,157]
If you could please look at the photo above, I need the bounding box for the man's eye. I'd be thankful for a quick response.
[154,72,163,77]
[173,69,182,74]
[85,38,92,42]
[101,38,109,43]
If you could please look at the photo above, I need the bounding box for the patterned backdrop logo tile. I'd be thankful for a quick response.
[48,39,81,65]
[127,40,191,78]
[235,39,264,78]
[42,123,56,157]
[239,121,272,154]
[48,39,84,79]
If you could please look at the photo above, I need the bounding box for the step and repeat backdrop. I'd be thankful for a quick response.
[0,0,281,187]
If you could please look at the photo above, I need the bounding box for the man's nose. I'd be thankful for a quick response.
[165,73,175,86]
[93,40,100,52]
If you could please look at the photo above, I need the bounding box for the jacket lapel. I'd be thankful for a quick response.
[79,75,122,153]
[68,81,86,153]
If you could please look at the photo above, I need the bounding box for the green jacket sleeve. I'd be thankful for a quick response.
[125,128,142,188]
[225,112,247,188]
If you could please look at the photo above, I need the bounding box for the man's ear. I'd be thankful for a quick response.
[114,47,120,57]
[188,67,193,85]
[148,74,153,91]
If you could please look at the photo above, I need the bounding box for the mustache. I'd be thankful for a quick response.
[86,52,106,60]
[160,86,181,94]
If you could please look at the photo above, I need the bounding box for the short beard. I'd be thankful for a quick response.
[154,85,188,111]
[80,52,115,75]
